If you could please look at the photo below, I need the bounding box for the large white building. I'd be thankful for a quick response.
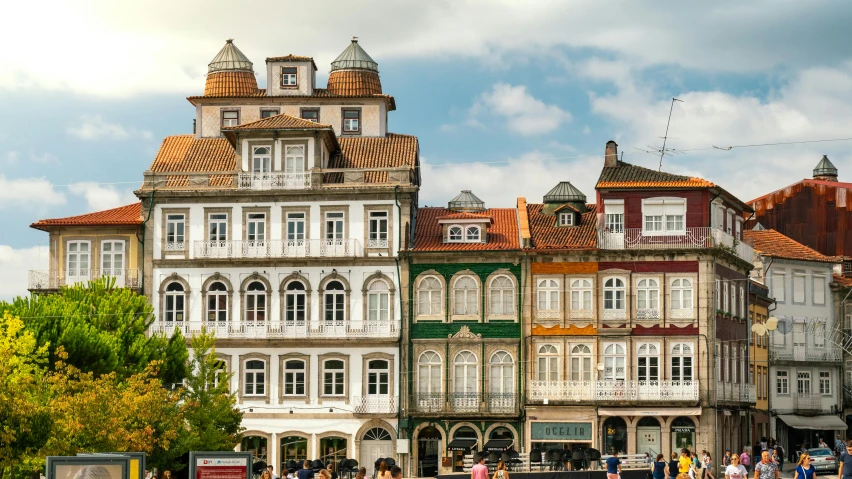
[138,38,419,473]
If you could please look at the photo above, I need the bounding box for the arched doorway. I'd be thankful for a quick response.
[417,426,441,478]
[602,417,627,455]
[448,426,479,472]
[241,435,269,463]
[320,436,348,465]
[361,427,393,475]
[636,417,661,456]
[484,426,515,454]
[280,435,308,473]
[671,417,696,452]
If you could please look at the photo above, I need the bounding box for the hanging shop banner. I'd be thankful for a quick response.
[531,422,593,441]
[190,452,252,479]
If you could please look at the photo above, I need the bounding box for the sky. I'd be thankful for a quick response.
[1,0,851,299]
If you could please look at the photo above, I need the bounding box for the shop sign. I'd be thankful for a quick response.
[531,422,592,440]
[672,427,695,433]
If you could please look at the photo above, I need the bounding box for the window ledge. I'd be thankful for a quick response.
[450,315,480,322]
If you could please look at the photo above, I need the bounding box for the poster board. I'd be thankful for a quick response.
[189,452,252,479]
[47,455,131,479]
[78,452,146,479]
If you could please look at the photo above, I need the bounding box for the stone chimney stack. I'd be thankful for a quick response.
[605,141,618,168]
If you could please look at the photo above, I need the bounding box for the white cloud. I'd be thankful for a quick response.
[475,83,571,136]
[0,175,66,208]
[67,115,152,141]
[0,245,48,302]
[29,151,59,164]
[68,182,136,211]
[2,151,20,166]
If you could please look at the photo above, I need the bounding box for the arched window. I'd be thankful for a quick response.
[285,281,306,323]
[537,345,558,381]
[603,343,626,381]
[637,343,659,382]
[245,281,267,321]
[165,282,185,322]
[367,279,390,322]
[570,279,592,311]
[280,435,308,465]
[367,359,390,395]
[489,351,514,394]
[363,427,392,441]
[207,281,228,322]
[285,145,305,173]
[489,275,515,315]
[603,278,626,311]
[570,344,592,381]
[636,279,659,316]
[252,146,271,173]
[243,359,266,396]
[453,351,478,394]
[323,359,345,396]
[448,226,463,242]
[671,279,693,310]
[671,343,693,381]
[418,351,442,394]
[417,276,442,316]
[537,279,560,311]
[324,280,345,322]
[453,276,479,316]
[283,359,306,396]
[466,226,481,242]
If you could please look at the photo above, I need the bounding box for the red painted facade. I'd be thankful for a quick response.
[598,260,699,273]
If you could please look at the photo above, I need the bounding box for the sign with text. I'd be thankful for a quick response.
[531,422,593,441]
[189,452,251,479]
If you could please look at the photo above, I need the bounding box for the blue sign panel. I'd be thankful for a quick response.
[531,422,593,440]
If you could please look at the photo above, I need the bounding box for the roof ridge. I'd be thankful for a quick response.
[222,112,332,130]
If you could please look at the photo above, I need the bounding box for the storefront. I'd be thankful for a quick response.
[602,417,628,455]
[447,427,478,472]
[530,421,594,453]
[636,417,661,457]
[417,426,442,478]
[671,417,696,453]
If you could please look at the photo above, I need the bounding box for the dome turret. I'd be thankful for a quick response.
[448,190,486,212]
[327,37,382,96]
[204,39,258,97]
[813,155,838,182]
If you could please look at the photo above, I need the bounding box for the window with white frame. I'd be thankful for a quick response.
[642,198,686,235]
[323,359,345,396]
[164,282,185,322]
[813,275,826,305]
[283,359,306,396]
[814,323,825,347]
[722,281,729,312]
[558,212,573,226]
[537,279,560,312]
[207,281,228,322]
[603,278,626,311]
[418,351,442,394]
[715,344,721,379]
[166,214,185,248]
[740,346,746,383]
[448,226,463,242]
[209,213,227,242]
[735,217,742,239]
[603,343,626,381]
[284,281,306,323]
[637,343,659,382]
[489,351,514,395]
[368,211,389,247]
[417,276,442,316]
[793,271,806,304]
[570,344,592,381]
[324,281,345,322]
[342,109,360,133]
[489,275,515,316]
[281,66,297,86]
[367,359,390,395]
[671,278,693,310]
[726,210,734,234]
[243,360,266,396]
[221,110,239,127]
[367,279,390,323]
[247,213,266,242]
[284,145,305,173]
[245,281,267,321]
[252,146,271,173]
[570,279,592,311]
[466,226,481,242]
[604,201,624,232]
[724,344,730,382]
[66,240,91,278]
[453,276,479,316]
[715,279,721,310]
[671,343,693,381]
[100,240,124,277]
[739,286,745,318]
[325,212,345,240]
[636,278,659,317]
[794,323,806,347]
[453,351,478,395]
[797,371,811,395]
[537,345,558,381]
[286,212,306,241]
[731,346,738,382]
[776,370,789,394]
[730,283,736,316]
[772,271,786,302]
[819,371,831,395]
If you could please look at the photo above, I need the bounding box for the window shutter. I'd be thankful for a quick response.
[814,275,826,305]
[644,203,664,216]
[793,273,805,303]
[772,273,785,302]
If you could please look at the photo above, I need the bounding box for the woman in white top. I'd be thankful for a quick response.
[724,454,747,479]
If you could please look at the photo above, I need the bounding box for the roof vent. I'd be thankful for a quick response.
[543,181,587,204]
[813,155,838,182]
[448,190,486,212]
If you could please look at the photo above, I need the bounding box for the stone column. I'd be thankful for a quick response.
[627,424,637,455]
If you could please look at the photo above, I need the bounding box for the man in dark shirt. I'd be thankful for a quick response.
[390,466,402,479]
[606,451,622,479]
[839,440,852,479]
[296,461,314,479]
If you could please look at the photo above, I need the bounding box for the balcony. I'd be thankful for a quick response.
[596,227,754,263]
[28,269,142,290]
[718,382,756,403]
[352,395,398,414]
[409,393,520,415]
[794,393,825,411]
[148,320,400,339]
[238,172,310,190]
[768,345,842,362]
[527,380,699,403]
[193,239,363,259]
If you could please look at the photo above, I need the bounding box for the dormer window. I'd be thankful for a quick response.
[466,226,481,242]
[343,109,361,133]
[221,110,239,127]
[445,224,485,243]
[558,212,573,226]
[449,226,463,242]
[281,67,298,87]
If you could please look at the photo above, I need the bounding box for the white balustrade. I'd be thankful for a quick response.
[528,380,699,402]
[597,227,754,263]
[28,269,142,290]
[238,172,311,190]
[148,320,400,339]
[353,395,398,414]
[194,239,363,259]
[636,308,661,320]
[368,238,389,248]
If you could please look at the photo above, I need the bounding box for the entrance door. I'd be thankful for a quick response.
[637,427,661,456]
[100,240,125,287]
[361,428,393,476]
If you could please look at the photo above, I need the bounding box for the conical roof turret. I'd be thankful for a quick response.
[204,39,258,97]
[813,155,838,181]
[331,36,379,72]
[208,39,254,73]
[327,37,382,96]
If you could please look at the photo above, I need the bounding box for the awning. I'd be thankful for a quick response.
[778,414,848,430]
[598,407,702,417]
[483,439,513,451]
[446,438,477,451]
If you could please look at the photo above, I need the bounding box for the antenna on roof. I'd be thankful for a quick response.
[656,97,683,171]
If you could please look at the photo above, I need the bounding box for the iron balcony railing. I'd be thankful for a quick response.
[769,344,842,362]
[717,382,757,403]
[148,320,400,339]
[352,395,398,414]
[238,172,310,190]
[596,227,754,263]
[409,393,520,414]
[193,239,363,259]
[28,269,142,290]
[794,392,825,411]
[527,380,699,402]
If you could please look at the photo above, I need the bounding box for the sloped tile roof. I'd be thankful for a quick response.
[31,203,142,231]
[265,55,318,71]
[221,113,332,131]
[325,134,418,184]
[149,135,237,172]
[204,71,259,97]
[743,229,840,263]
[186,88,396,110]
[436,212,493,222]
[412,208,519,251]
[596,160,716,189]
[553,204,582,213]
[327,70,382,96]
[527,203,597,250]
[833,275,852,288]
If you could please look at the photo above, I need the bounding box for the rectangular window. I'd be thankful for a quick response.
[724,344,730,382]
[604,201,625,232]
[260,109,279,119]
[284,145,305,173]
[537,278,560,311]
[793,323,806,347]
[558,212,573,226]
[772,271,786,302]
[645,215,663,232]
[283,360,306,396]
[793,271,806,303]
[209,213,228,241]
[252,146,272,173]
[643,199,686,234]
[570,279,592,310]
[166,214,185,246]
[726,210,733,234]
[300,109,319,122]
[735,218,742,239]
[66,240,91,279]
[323,360,345,396]
[342,109,360,133]
[368,210,389,247]
[815,323,825,347]
[221,110,239,127]
[813,275,826,305]
[286,213,306,241]
[819,371,831,395]
[797,371,811,395]
[739,286,745,318]
[281,67,298,87]
[325,212,345,240]
[731,284,736,316]
[715,279,721,310]
[723,281,729,312]
[715,344,721,379]
[776,370,789,394]
[247,213,266,242]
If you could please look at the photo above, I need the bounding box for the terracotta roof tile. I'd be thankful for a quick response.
[743,229,840,263]
[412,208,519,251]
[149,135,236,173]
[327,70,382,96]
[527,203,597,250]
[204,71,259,97]
[325,134,418,184]
[553,204,582,213]
[221,113,332,131]
[833,275,852,288]
[596,160,716,189]
[436,212,492,222]
[187,88,397,110]
[265,55,318,71]
[31,203,142,231]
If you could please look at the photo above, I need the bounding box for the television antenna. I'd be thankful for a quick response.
[657,98,683,171]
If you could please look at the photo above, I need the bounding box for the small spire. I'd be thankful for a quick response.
[351,36,359,42]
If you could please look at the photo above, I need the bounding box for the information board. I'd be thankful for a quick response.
[189,452,252,479]
[531,422,593,441]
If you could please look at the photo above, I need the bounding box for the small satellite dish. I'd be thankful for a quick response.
[752,323,767,337]
[776,317,793,334]
[766,317,779,331]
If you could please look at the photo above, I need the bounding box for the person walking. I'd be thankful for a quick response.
[725,455,747,479]
[492,461,510,479]
[724,451,732,468]
[741,449,752,473]
[792,453,814,479]
[606,451,622,479]
[839,440,852,479]
[652,454,667,479]
[679,450,693,476]
[472,456,489,479]
[377,462,391,479]
[705,454,715,479]
[837,436,846,456]
[753,451,779,479]
[669,453,681,479]
[297,461,314,479]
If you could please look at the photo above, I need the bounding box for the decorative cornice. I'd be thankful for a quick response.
[449,325,482,339]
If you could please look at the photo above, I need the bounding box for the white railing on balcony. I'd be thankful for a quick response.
[536,310,561,320]
[769,345,842,362]
[352,395,398,414]
[794,393,824,411]
[367,239,389,249]
[193,239,363,259]
[528,380,699,402]
[718,382,756,403]
[569,309,595,320]
[602,309,626,320]
[597,227,754,263]
[148,320,400,339]
[238,172,311,190]
[28,269,142,290]
[409,393,519,414]
[636,308,661,320]
[670,308,695,320]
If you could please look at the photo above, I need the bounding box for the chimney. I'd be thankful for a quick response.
[604,141,618,168]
